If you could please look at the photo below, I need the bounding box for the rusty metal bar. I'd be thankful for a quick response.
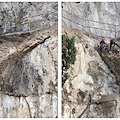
[78,103,90,118]
[23,97,32,118]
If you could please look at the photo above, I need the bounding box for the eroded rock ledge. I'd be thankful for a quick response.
[0,26,58,118]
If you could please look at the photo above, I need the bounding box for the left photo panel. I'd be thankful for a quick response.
[0,2,58,118]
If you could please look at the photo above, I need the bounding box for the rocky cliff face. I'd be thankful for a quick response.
[0,2,58,35]
[0,26,58,118]
[62,3,120,117]
[62,26,120,118]
[62,2,120,40]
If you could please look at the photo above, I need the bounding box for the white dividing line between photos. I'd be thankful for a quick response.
[58,0,62,118]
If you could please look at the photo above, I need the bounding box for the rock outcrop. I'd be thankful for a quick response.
[62,2,120,117]
[98,49,120,85]
[0,26,58,118]
[62,2,120,40]
[62,26,120,118]
[0,2,58,35]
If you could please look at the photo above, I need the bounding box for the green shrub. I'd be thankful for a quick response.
[70,82,73,88]
[15,16,23,25]
[62,72,69,87]
[116,79,120,86]
[15,9,26,26]
[62,35,76,87]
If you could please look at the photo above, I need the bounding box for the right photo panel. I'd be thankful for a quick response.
[62,2,120,118]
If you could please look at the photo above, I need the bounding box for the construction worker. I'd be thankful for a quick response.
[110,38,120,50]
[100,38,109,53]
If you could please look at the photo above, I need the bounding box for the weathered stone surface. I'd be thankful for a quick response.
[62,26,120,118]
[0,26,58,118]
[0,2,58,35]
[62,2,120,40]
[98,50,120,84]
[0,93,57,118]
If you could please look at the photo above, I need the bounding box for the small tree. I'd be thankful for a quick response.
[62,35,76,87]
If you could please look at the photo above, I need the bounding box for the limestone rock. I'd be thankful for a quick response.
[62,26,120,118]
[0,26,58,118]
[62,2,120,40]
[0,2,58,35]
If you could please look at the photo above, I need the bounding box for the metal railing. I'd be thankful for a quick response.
[62,8,120,39]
